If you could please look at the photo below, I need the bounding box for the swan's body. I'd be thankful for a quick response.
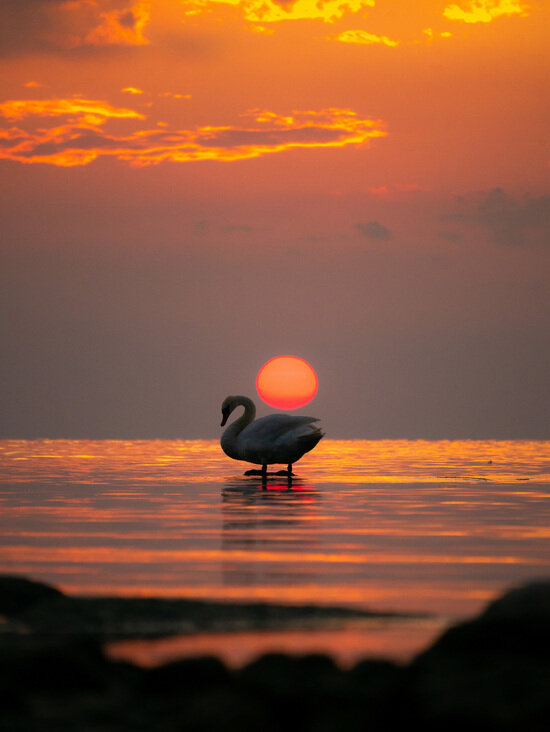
[220,395,323,476]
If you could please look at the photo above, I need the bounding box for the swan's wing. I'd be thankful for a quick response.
[240,414,319,443]
[239,414,323,465]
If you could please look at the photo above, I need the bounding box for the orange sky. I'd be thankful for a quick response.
[1,1,549,438]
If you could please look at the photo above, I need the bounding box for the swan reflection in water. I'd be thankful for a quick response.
[220,395,324,481]
[223,475,320,496]
[221,476,322,590]
[221,476,321,548]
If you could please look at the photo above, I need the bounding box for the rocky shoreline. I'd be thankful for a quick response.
[1,576,549,730]
[0,576,414,640]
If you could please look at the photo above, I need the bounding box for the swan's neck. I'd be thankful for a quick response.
[222,396,256,442]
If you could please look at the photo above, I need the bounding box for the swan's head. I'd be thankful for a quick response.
[220,395,255,426]
[220,396,237,426]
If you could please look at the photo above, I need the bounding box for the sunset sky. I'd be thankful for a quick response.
[1,0,549,439]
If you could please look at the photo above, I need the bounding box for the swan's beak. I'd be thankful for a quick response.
[220,408,229,427]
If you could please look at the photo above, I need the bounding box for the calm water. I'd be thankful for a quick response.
[1,439,549,665]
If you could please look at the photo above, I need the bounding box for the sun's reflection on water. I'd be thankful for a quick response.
[0,438,549,624]
[2,438,549,485]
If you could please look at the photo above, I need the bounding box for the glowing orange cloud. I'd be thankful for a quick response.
[159,92,192,99]
[183,0,375,24]
[443,1,529,23]
[0,99,145,122]
[423,28,453,40]
[84,2,151,46]
[0,1,152,53]
[0,103,386,167]
[335,30,399,47]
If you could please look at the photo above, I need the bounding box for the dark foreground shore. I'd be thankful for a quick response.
[1,576,549,731]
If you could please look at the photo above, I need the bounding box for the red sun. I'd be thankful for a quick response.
[256,356,318,410]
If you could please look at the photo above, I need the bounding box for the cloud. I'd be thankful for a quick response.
[423,27,453,40]
[159,92,192,100]
[0,101,386,166]
[334,30,399,47]
[183,0,375,24]
[356,220,392,240]
[0,98,145,122]
[453,188,550,246]
[84,2,150,46]
[0,0,150,56]
[443,1,529,24]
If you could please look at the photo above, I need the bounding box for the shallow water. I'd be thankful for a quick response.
[1,439,549,665]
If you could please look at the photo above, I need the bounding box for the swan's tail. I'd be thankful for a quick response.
[297,424,324,453]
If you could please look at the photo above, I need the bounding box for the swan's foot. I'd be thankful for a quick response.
[243,468,295,478]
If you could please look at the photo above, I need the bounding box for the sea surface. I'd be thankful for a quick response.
[1,439,549,667]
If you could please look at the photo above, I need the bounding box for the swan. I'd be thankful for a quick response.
[220,395,323,477]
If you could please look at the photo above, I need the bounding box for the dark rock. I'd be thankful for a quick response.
[406,581,550,730]
[143,655,231,696]
[0,575,63,616]
[239,652,339,695]
[412,581,550,666]
[238,653,356,731]
[482,580,550,621]
[348,657,401,695]
[0,634,144,732]
[2,575,549,731]
[180,688,275,732]
[0,635,112,694]
[0,574,409,639]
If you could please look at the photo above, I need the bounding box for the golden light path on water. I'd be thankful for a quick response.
[1,439,549,667]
